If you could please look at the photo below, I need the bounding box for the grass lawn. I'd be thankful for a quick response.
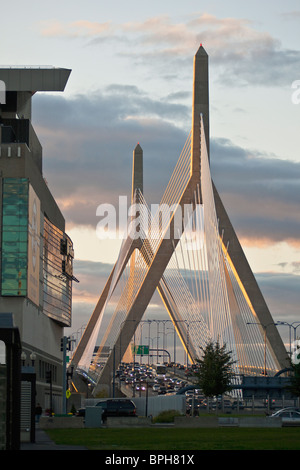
[46,427,300,450]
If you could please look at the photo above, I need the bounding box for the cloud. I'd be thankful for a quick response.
[256,272,300,326]
[127,13,300,86]
[40,19,113,38]
[39,13,300,86]
[72,259,113,303]
[281,10,300,20]
[33,86,189,230]
[33,85,300,249]
[210,138,300,246]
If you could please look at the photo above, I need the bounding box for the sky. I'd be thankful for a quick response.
[1,0,300,359]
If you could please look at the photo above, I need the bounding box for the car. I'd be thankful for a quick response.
[75,408,86,417]
[269,408,300,425]
[95,399,137,421]
[135,383,146,391]
[186,398,202,415]
[185,390,195,397]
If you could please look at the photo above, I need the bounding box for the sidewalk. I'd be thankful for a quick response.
[20,425,87,450]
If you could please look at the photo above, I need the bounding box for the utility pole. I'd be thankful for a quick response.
[61,336,73,414]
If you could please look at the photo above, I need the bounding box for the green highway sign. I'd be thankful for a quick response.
[132,345,149,355]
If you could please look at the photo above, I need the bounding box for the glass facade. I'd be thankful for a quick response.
[1,177,73,327]
[1,178,28,296]
[43,217,72,326]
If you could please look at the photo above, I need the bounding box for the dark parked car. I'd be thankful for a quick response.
[96,399,137,420]
[75,408,86,417]
[76,399,137,421]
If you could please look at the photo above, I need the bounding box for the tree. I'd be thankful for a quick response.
[286,362,300,398]
[194,340,235,398]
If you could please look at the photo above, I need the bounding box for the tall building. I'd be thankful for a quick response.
[0,66,75,411]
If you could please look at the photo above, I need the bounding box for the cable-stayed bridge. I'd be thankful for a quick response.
[69,46,289,396]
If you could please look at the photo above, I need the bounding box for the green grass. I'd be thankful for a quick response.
[46,427,300,450]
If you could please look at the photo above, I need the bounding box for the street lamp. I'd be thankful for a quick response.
[119,319,137,364]
[173,320,189,365]
[153,320,162,363]
[166,326,176,364]
[173,319,202,366]
[21,351,26,366]
[30,352,36,367]
[145,336,160,365]
[138,320,153,365]
[145,376,151,418]
[247,322,278,376]
[276,321,300,357]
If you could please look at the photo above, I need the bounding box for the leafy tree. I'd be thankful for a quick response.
[194,340,235,397]
[286,362,300,398]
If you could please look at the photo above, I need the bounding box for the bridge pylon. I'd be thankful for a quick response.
[69,45,289,396]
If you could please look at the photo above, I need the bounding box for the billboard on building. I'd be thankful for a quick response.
[27,185,40,306]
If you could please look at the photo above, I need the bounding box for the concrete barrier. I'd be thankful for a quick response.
[239,417,282,428]
[39,416,84,429]
[105,417,152,428]
[174,416,218,428]
[218,417,239,427]
[38,414,283,429]
[174,416,283,428]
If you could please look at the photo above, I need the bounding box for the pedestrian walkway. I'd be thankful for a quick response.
[20,426,87,450]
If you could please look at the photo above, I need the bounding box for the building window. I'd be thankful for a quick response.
[38,359,57,383]
[43,217,72,326]
[1,178,28,296]
[1,178,73,324]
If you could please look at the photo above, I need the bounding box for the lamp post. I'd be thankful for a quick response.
[173,319,202,366]
[119,319,137,396]
[145,336,160,365]
[21,351,26,366]
[276,321,300,357]
[30,352,36,367]
[138,320,152,365]
[145,377,150,418]
[119,319,136,364]
[247,322,278,376]
[153,320,161,363]
[173,320,188,365]
[167,326,176,364]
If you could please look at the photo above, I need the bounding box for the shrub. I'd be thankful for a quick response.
[153,410,182,423]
